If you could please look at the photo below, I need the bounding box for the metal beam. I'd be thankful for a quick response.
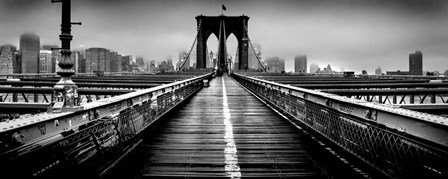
[0,102,49,113]
[399,104,448,116]
[323,88,448,95]
[0,81,159,88]
[0,87,134,95]
[0,73,213,155]
[233,73,448,148]
[17,78,178,84]
[233,73,448,178]
[291,83,448,89]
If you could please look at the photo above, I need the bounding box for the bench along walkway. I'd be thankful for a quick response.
[106,75,325,178]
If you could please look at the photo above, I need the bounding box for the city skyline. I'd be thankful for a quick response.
[1,0,447,73]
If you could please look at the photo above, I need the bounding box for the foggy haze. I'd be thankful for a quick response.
[1,0,447,73]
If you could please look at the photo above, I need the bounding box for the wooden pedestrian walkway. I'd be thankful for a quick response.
[107,75,324,178]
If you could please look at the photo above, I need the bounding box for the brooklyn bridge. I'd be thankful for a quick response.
[0,0,447,178]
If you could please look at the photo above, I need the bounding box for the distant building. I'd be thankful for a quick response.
[294,55,307,73]
[386,70,410,75]
[42,45,59,73]
[249,42,262,70]
[443,70,448,76]
[85,48,110,73]
[150,60,156,72]
[409,51,423,75]
[324,64,332,73]
[71,51,81,73]
[190,53,197,69]
[234,48,239,70]
[145,63,150,72]
[167,56,174,71]
[136,57,144,66]
[265,57,285,72]
[117,53,122,72]
[375,66,382,75]
[78,58,86,73]
[20,33,40,73]
[178,50,189,70]
[309,63,319,74]
[110,52,123,72]
[361,70,368,75]
[73,51,85,73]
[158,61,168,72]
[0,45,17,74]
[129,62,139,73]
[122,55,132,72]
[136,57,145,72]
[39,50,53,73]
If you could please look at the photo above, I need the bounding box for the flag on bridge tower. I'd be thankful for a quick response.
[222,4,226,11]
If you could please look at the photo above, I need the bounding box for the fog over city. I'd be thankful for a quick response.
[1,0,447,73]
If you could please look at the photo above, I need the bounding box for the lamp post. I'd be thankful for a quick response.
[51,0,82,112]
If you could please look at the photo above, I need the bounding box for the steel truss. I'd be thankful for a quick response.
[0,74,211,178]
[233,73,448,178]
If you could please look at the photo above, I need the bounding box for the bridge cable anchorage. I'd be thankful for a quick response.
[243,21,268,72]
[222,77,242,178]
[178,20,202,71]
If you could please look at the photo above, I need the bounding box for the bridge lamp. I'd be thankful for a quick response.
[51,0,82,112]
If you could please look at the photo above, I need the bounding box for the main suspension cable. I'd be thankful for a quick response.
[178,20,202,71]
[243,21,268,72]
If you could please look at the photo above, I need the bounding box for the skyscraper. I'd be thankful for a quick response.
[294,55,307,73]
[78,58,86,73]
[20,33,40,73]
[39,50,53,73]
[409,51,423,75]
[136,57,145,72]
[85,48,111,73]
[265,57,285,72]
[42,45,59,73]
[167,56,174,71]
[110,52,123,72]
[116,53,122,72]
[71,51,82,73]
[0,45,17,74]
[122,55,132,72]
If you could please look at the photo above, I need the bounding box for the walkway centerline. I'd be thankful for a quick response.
[222,76,242,178]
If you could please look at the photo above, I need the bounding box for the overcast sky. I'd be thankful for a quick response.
[1,0,447,73]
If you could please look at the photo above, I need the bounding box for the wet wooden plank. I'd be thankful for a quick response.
[107,76,324,178]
